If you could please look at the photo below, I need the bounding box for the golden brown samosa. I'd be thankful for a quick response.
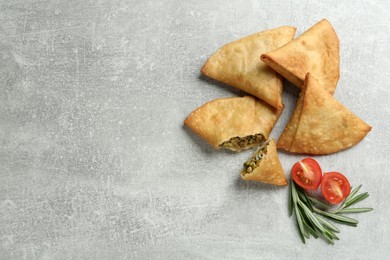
[241,139,287,186]
[184,96,282,152]
[278,74,371,154]
[261,19,340,94]
[201,26,296,109]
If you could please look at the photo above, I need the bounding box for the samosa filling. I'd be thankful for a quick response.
[242,142,269,174]
[220,134,264,150]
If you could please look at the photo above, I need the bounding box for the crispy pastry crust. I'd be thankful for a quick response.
[184,96,282,151]
[278,74,372,154]
[261,19,340,94]
[201,26,296,109]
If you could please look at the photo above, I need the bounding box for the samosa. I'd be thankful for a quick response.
[184,96,282,152]
[241,139,287,186]
[261,19,339,94]
[278,74,371,155]
[202,26,296,109]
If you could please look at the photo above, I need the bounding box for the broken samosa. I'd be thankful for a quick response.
[241,139,287,186]
[261,19,340,94]
[201,26,296,109]
[278,73,372,155]
[184,96,282,152]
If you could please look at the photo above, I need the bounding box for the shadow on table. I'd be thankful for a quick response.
[283,79,300,97]
[233,175,287,191]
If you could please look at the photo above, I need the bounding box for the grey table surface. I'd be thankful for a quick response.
[1,0,390,259]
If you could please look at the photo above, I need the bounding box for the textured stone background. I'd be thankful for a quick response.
[1,0,389,259]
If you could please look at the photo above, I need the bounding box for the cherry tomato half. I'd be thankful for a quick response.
[321,172,351,204]
[291,158,322,190]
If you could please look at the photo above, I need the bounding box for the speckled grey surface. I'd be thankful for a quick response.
[1,0,390,259]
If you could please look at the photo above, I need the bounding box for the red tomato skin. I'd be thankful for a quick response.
[321,172,351,205]
[291,158,322,190]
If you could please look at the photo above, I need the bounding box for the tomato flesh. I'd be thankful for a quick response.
[321,172,351,204]
[291,158,322,190]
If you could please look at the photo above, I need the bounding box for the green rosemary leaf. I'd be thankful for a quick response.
[300,206,320,239]
[298,187,314,211]
[316,215,340,233]
[313,207,359,225]
[301,208,317,230]
[340,185,362,209]
[289,180,294,216]
[291,179,298,205]
[307,196,331,210]
[324,228,339,240]
[295,207,306,243]
[297,189,308,204]
[344,192,369,208]
[345,185,362,203]
[317,231,334,245]
[291,180,307,243]
[336,208,373,214]
[298,200,326,233]
[302,219,318,239]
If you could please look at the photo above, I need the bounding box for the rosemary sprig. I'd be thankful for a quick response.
[289,180,373,244]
